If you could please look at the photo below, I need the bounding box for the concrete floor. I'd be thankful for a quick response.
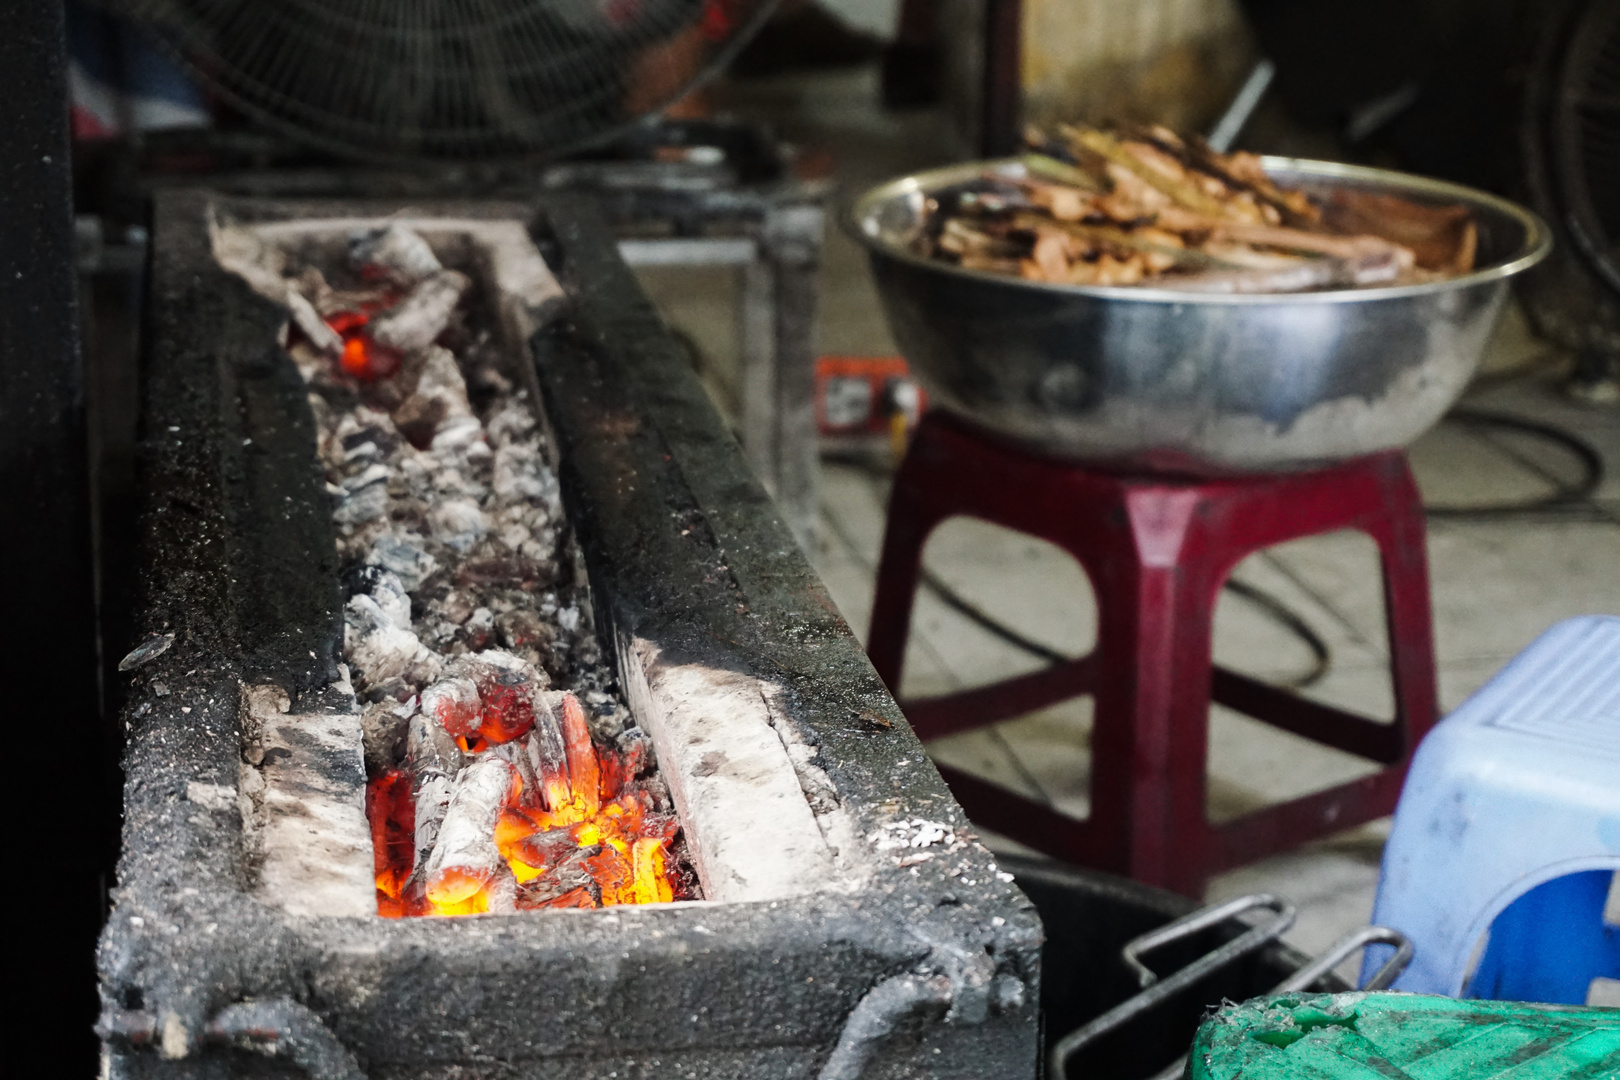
[636,64,1620,985]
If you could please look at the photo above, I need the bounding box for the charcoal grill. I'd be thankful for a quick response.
[97,191,1040,1078]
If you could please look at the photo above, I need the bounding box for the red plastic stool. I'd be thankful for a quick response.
[868,411,1440,897]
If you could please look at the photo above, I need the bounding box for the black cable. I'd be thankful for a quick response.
[916,566,1333,690]
[1426,409,1606,518]
[1220,578,1333,688]
[918,566,1069,667]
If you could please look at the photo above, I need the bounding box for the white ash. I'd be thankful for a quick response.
[344,594,441,688]
[371,270,471,354]
[405,708,464,776]
[368,535,438,591]
[422,756,518,906]
[287,290,343,355]
[420,675,481,737]
[349,223,443,286]
[869,818,963,854]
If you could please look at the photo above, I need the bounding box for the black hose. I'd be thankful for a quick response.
[917,567,1333,689]
[1426,409,1606,518]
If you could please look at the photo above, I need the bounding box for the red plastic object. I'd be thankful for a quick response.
[867,411,1440,897]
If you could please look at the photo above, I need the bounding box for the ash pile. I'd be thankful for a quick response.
[214,218,695,916]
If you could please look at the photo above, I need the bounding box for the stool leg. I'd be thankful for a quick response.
[1086,487,1214,895]
[1368,455,1440,760]
[867,432,950,705]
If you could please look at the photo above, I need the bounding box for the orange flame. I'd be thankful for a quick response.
[323,309,401,382]
[366,768,414,917]
[365,692,683,917]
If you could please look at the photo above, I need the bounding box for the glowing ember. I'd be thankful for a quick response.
[369,690,680,916]
[324,310,402,381]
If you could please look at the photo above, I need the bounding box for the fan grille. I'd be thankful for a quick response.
[120,0,774,161]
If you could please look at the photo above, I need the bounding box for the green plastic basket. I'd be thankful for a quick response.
[1187,992,1620,1079]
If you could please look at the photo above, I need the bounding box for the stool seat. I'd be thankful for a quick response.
[1366,616,1620,1001]
[868,411,1440,896]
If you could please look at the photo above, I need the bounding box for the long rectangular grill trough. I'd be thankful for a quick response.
[97,191,1040,1079]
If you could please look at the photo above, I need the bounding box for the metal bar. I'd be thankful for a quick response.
[980,0,1024,157]
[1142,926,1415,1080]
[763,204,825,550]
[739,258,778,494]
[1049,894,1295,1079]
[1271,926,1414,994]
[1121,894,1296,988]
[617,236,758,267]
[1207,59,1277,153]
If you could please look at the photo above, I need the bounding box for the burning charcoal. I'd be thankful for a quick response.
[429,497,488,553]
[463,606,496,649]
[391,394,448,451]
[454,649,541,745]
[631,837,674,904]
[422,756,519,912]
[343,462,390,491]
[349,223,442,286]
[495,609,555,665]
[434,589,475,625]
[333,407,405,461]
[364,568,412,629]
[410,768,454,884]
[405,709,465,777]
[582,691,627,741]
[367,534,438,591]
[496,521,531,553]
[334,478,390,528]
[526,695,571,812]
[428,463,488,502]
[345,594,442,690]
[361,697,416,774]
[639,775,672,814]
[488,740,538,805]
[509,826,580,871]
[559,692,602,814]
[517,866,601,910]
[614,727,654,779]
[287,290,344,355]
[367,767,416,908]
[420,675,481,739]
[405,705,469,880]
[370,270,470,354]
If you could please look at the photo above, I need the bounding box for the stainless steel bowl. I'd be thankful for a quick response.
[848,157,1551,472]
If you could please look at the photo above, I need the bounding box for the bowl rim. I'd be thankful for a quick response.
[844,155,1552,306]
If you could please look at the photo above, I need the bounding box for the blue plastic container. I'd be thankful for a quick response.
[1365,616,1620,1002]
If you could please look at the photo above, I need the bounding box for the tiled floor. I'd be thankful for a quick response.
[638,64,1620,984]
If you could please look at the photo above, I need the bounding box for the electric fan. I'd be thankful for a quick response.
[108,0,778,161]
